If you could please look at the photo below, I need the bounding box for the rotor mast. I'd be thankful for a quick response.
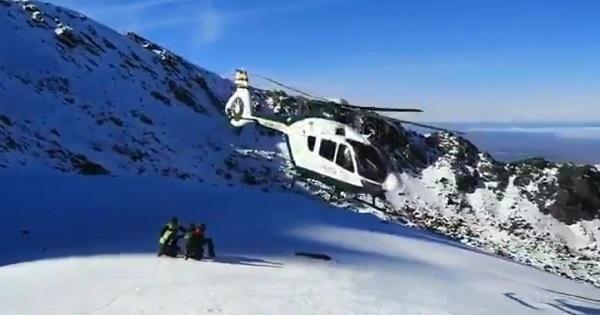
[234,69,250,89]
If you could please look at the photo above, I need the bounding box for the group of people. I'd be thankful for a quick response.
[158,217,215,260]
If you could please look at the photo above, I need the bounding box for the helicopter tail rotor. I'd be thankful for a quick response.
[225,70,255,127]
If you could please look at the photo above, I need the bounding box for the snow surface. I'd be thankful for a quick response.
[1,174,599,315]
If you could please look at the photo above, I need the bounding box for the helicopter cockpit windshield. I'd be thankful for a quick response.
[348,140,388,183]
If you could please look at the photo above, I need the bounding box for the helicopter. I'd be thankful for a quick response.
[224,69,455,199]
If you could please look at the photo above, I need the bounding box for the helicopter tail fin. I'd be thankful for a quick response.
[225,70,255,127]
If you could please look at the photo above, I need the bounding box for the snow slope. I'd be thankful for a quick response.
[385,133,600,286]
[1,174,599,315]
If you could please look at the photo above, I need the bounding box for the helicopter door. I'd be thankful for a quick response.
[348,140,387,183]
[317,139,339,176]
[335,143,355,173]
[318,139,336,160]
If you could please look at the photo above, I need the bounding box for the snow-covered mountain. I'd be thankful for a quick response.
[1,1,599,311]
[385,133,600,285]
[0,0,290,187]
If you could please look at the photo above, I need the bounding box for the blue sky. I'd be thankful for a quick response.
[51,0,600,122]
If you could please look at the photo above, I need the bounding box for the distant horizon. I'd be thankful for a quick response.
[404,121,600,165]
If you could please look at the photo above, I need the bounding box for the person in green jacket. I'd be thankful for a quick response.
[158,216,186,257]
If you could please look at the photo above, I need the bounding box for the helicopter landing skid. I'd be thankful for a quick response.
[290,175,351,201]
[287,174,416,226]
[351,194,392,212]
[290,175,390,210]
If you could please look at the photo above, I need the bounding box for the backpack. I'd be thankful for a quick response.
[159,223,178,245]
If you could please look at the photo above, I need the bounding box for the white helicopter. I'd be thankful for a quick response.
[224,70,419,197]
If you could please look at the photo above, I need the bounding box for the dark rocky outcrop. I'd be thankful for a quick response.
[545,165,600,224]
[70,154,110,175]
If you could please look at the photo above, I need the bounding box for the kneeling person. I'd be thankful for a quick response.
[158,217,186,257]
[185,223,215,260]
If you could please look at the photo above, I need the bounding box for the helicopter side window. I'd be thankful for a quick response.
[348,140,387,183]
[307,136,316,151]
[335,144,355,173]
[319,139,336,161]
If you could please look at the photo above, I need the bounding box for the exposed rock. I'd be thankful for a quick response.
[168,80,206,114]
[54,23,78,48]
[150,91,171,106]
[131,111,153,125]
[0,115,12,126]
[70,154,110,175]
[545,165,600,224]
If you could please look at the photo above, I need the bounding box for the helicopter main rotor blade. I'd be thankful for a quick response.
[250,71,426,115]
[310,99,423,113]
[342,105,423,113]
[396,119,464,135]
[253,73,329,102]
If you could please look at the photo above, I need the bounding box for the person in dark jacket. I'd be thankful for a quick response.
[185,223,215,260]
[184,223,200,260]
[198,223,215,258]
[158,216,186,257]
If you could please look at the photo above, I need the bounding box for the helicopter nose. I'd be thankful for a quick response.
[382,173,399,192]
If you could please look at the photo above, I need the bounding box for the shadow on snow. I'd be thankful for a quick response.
[503,292,540,310]
[503,291,600,314]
